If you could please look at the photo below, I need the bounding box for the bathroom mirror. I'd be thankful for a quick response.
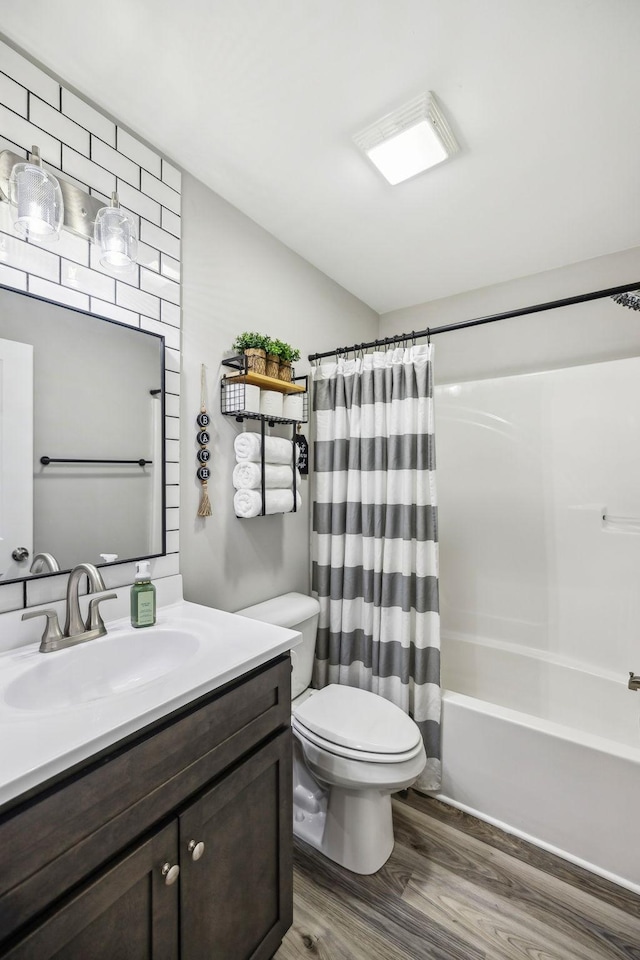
[0,284,165,583]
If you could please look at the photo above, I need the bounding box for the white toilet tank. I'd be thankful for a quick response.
[236,592,320,698]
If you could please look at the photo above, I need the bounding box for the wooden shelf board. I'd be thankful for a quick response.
[224,372,306,394]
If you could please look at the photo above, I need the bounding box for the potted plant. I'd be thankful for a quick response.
[232,331,269,375]
[277,341,301,382]
[264,337,283,379]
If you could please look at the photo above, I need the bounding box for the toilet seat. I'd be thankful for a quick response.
[292,716,424,763]
[292,684,422,762]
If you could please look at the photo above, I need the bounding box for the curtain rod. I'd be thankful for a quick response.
[307,280,640,362]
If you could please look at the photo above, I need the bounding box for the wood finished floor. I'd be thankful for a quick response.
[274,792,640,960]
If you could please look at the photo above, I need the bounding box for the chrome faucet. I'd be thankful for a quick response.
[29,552,60,574]
[628,672,640,692]
[22,562,117,653]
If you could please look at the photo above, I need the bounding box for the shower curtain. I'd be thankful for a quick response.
[311,344,441,791]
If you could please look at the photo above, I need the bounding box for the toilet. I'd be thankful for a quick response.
[236,592,426,874]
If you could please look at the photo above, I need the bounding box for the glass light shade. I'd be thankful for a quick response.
[9,162,63,240]
[94,205,138,268]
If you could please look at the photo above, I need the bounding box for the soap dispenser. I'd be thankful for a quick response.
[130,560,156,628]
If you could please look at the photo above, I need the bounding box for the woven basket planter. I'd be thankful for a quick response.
[278,360,293,382]
[244,348,266,376]
[265,353,280,379]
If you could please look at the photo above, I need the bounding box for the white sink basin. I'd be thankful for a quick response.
[4,628,200,711]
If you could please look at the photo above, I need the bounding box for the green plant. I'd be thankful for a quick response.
[278,342,301,363]
[232,331,269,353]
[265,337,285,357]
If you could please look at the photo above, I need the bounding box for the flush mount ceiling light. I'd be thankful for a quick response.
[8,145,63,241]
[0,147,138,271]
[94,192,138,269]
[353,92,460,185]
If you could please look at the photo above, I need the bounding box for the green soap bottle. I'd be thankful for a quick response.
[130,560,156,628]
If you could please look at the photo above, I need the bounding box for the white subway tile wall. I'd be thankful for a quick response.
[0,43,182,611]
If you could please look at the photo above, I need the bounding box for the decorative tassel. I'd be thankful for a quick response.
[196,364,213,517]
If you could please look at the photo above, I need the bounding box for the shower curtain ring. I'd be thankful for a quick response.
[426,328,431,346]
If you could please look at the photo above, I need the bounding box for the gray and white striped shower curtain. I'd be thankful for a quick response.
[311,345,441,791]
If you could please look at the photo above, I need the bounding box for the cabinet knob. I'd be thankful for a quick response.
[188,839,205,861]
[161,862,180,885]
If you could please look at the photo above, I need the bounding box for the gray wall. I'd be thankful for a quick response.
[179,174,378,612]
[380,246,640,384]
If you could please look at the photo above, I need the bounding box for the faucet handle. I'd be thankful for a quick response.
[87,593,117,634]
[22,609,63,652]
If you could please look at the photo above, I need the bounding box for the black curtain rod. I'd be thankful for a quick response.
[307,280,640,362]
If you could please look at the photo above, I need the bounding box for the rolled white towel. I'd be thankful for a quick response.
[233,462,300,490]
[234,488,302,518]
[234,432,294,465]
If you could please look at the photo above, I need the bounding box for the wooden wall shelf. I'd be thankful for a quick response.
[224,371,306,395]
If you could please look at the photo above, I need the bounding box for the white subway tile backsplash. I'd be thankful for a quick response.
[141,315,180,350]
[0,46,182,598]
[160,253,180,282]
[165,370,180,395]
[165,347,180,373]
[62,259,115,301]
[140,221,180,259]
[0,40,60,106]
[137,242,160,273]
[62,145,116,195]
[116,181,160,225]
[0,104,61,165]
[165,439,180,462]
[141,171,181,215]
[161,208,181,239]
[92,137,140,187]
[117,129,162,177]
[62,89,116,147]
[28,275,89,309]
[161,300,181,328]
[54,229,90,267]
[0,232,59,281]
[161,159,181,192]
[0,72,27,116]
[140,267,180,305]
[0,262,27,290]
[30,97,90,156]
[166,530,179,553]
[166,417,180,441]
[165,484,180,508]
[165,393,180,418]
[117,282,160,319]
[90,297,140,328]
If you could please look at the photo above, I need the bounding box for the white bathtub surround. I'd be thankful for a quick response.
[434,356,640,893]
[312,346,441,791]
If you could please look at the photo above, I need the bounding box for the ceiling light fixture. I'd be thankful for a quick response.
[94,192,138,269]
[8,145,63,241]
[353,92,460,185]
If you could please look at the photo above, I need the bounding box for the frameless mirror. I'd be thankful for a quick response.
[0,284,165,583]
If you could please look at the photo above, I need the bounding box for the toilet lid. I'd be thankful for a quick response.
[292,684,421,755]
[292,716,425,764]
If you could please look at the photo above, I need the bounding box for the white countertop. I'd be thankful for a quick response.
[0,598,300,808]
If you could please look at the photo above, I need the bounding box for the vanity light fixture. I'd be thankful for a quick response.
[353,92,460,185]
[8,145,63,241]
[94,192,138,269]
[0,147,138,269]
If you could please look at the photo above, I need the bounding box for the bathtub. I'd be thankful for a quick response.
[436,632,640,893]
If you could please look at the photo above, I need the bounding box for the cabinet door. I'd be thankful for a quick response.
[180,730,293,960]
[3,821,179,960]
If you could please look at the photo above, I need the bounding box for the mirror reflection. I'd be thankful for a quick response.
[0,285,165,582]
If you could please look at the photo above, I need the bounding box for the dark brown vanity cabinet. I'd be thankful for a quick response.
[0,657,293,960]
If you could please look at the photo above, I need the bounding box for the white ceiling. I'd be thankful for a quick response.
[2,0,640,314]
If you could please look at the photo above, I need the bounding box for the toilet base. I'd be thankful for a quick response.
[292,739,395,875]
